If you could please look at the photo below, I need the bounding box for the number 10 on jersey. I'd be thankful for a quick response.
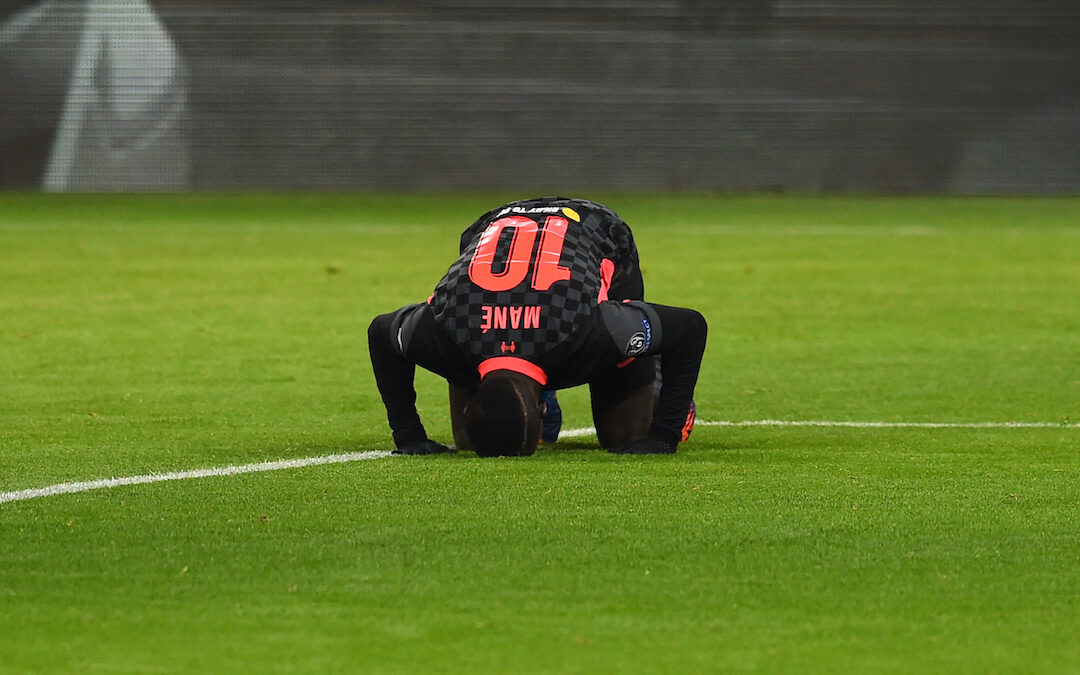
[468,215,572,292]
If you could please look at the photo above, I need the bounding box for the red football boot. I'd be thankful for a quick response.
[680,400,696,443]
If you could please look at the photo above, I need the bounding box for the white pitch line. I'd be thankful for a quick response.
[2,419,1077,505]
[558,418,1080,438]
[701,419,1080,429]
[0,450,392,505]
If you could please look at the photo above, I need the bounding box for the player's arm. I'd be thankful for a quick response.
[611,303,707,454]
[367,309,453,454]
[649,304,707,448]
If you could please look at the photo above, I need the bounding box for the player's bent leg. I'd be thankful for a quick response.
[540,391,562,443]
[591,380,655,450]
[448,382,477,450]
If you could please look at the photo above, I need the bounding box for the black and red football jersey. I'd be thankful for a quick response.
[426,196,641,383]
[369,198,707,450]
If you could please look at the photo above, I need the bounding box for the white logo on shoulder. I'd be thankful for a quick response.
[626,331,647,356]
[625,317,652,356]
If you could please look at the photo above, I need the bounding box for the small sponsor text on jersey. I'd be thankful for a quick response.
[496,205,563,217]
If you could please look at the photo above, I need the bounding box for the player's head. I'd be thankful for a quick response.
[464,371,542,457]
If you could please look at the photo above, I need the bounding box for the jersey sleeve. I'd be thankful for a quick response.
[458,201,520,254]
[605,221,644,301]
[459,209,494,254]
[579,199,643,301]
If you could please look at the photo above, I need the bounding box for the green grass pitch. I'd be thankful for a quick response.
[1,193,1078,672]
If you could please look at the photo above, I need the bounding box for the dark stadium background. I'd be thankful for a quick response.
[1,0,1077,193]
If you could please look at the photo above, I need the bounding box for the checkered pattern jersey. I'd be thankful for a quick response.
[428,197,637,364]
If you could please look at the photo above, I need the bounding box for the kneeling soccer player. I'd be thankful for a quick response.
[368,197,706,456]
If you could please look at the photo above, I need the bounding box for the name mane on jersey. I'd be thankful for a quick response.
[480,304,542,333]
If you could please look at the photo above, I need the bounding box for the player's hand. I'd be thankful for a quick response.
[393,439,456,455]
[609,437,676,455]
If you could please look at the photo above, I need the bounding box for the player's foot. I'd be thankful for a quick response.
[680,400,696,443]
[610,436,676,455]
[540,391,562,443]
[393,439,455,455]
